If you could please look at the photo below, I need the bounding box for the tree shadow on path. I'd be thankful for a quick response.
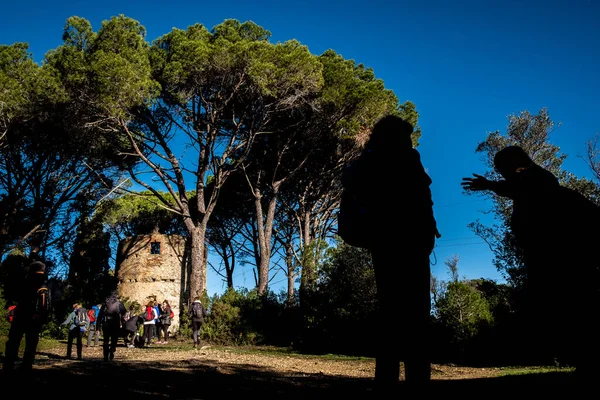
[0,353,578,399]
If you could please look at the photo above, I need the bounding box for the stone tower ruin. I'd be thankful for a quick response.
[116,232,187,333]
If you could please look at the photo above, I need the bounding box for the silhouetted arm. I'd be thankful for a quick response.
[462,174,515,198]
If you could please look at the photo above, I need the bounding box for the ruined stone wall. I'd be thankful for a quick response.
[117,233,187,334]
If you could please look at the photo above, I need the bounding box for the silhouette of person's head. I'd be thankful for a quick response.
[27,260,46,287]
[29,260,46,275]
[367,115,413,151]
[493,145,535,180]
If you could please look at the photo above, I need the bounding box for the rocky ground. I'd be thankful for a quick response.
[0,340,578,398]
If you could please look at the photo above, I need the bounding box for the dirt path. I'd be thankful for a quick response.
[33,342,503,380]
[1,342,577,398]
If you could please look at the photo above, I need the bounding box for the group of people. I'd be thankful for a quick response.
[138,299,174,348]
[346,114,600,386]
[60,292,127,362]
[60,296,179,358]
[3,268,209,372]
[136,297,207,348]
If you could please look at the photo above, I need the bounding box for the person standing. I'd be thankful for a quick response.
[97,291,126,361]
[188,297,207,348]
[86,304,101,347]
[153,300,161,344]
[122,307,142,348]
[348,115,439,385]
[2,261,50,373]
[61,303,89,360]
[142,301,158,348]
[158,300,172,344]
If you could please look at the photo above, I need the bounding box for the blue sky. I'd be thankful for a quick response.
[2,0,599,295]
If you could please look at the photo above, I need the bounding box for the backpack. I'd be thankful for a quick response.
[33,285,50,322]
[170,309,174,319]
[7,305,16,323]
[87,308,97,324]
[104,296,122,321]
[337,157,373,249]
[144,306,154,322]
[74,308,88,327]
[192,302,204,319]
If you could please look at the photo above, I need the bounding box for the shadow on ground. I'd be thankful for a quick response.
[0,353,579,398]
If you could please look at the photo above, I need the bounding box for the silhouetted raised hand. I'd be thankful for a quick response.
[461,173,491,191]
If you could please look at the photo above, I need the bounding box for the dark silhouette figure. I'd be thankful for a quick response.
[462,145,600,381]
[351,115,439,385]
[97,291,126,361]
[2,260,49,373]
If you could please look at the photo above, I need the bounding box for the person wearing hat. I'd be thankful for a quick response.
[2,260,50,373]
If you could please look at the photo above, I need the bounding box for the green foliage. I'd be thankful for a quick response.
[187,288,299,347]
[40,319,63,339]
[435,280,494,344]
[0,42,67,124]
[200,289,248,345]
[317,49,398,141]
[0,288,11,336]
[298,242,377,356]
[87,15,158,118]
[151,19,323,108]
[97,191,187,237]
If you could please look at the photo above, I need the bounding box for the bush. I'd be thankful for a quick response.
[0,289,11,336]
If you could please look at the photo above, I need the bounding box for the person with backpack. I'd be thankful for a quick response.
[2,260,50,373]
[345,116,439,386]
[61,303,89,360]
[142,300,158,348]
[97,291,126,361]
[188,297,207,348]
[86,304,101,347]
[157,300,173,344]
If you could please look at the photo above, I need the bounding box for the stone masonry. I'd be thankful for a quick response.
[117,232,187,334]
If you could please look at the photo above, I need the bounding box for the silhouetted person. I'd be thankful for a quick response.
[351,115,439,385]
[462,145,600,381]
[2,261,49,373]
